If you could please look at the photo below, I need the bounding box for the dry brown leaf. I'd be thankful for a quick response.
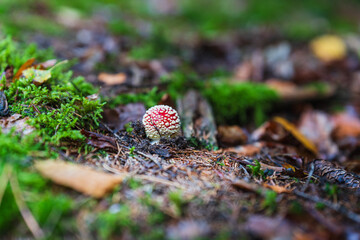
[35,160,125,198]
[298,110,338,158]
[332,112,360,140]
[232,179,258,193]
[226,143,263,156]
[217,125,248,146]
[0,114,35,135]
[13,58,35,80]
[98,72,126,85]
[266,79,335,101]
[263,183,292,193]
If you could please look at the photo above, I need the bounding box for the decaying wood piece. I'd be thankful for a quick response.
[311,159,360,188]
[177,90,217,146]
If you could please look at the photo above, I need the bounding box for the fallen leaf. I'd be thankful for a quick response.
[102,103,146,132]
[232,179,259,193]
[266,79,335,101]
[226,142,263,156]
[85,93,99,101]
[80,129,118,151]
[310,35,346,63]
[22,60,68,86]
[0,114,35,135]
[263,183,292,193]
[13,58,35,80]
[23,68,51,86]
[35,59,57,69]
[217,125,248,146]
[273,117,318,157]
[298,109,338,158]
[252,117,318,161]
[35,160,125,198]
[98,72,126,85]
[332,112,360,140]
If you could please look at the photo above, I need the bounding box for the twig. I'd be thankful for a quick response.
[9,170,45,239]
[0,165,11,205]
[51,147,75,162]
[294,190,360,224]
[102,163,183,189]
[301,162,314,192]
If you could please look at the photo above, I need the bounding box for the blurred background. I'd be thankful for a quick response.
[1,0,360,125]
[2,0,360,129]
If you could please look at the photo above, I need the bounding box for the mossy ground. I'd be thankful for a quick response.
[1,0,360,239]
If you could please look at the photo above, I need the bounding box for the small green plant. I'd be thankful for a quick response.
[262,190,277,214]
[168,190,187,217]
[129,146,136,157]
[247,160,264,178]
[325,183,338,201]
[216,156,226,166]
[289,201,303,215]
[315,202,326,210]
[188,137,218,151]
[125,122,134,134]
[127,178,142,189]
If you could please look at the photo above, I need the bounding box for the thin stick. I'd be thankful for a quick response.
[0,165,10,205]
[102,163,183,189]
[301,162,314,192]
[294,190,360,224]
[9,172,45,239]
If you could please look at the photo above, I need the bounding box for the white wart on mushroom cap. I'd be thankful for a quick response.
[142,105,181,140]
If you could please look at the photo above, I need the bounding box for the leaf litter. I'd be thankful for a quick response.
[2,2,360,239]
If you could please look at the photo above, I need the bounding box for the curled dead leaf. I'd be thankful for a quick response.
[13,58,35,80]
[263,183,292,193]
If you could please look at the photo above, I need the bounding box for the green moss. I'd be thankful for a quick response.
[202,81,279,125]
[1,38,104,144]
[262,190,277,214]
[106,87,162,109]
[128,27,177,60]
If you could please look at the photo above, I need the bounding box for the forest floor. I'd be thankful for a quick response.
[1,1,360,239]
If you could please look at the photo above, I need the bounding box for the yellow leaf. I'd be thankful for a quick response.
[310,35,346,62]
[23,68,51,86]
[273,117,318,156]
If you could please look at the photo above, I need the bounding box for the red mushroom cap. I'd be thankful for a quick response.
[142,105,181,140]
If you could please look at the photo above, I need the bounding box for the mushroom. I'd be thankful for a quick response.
[142,105,181,141]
